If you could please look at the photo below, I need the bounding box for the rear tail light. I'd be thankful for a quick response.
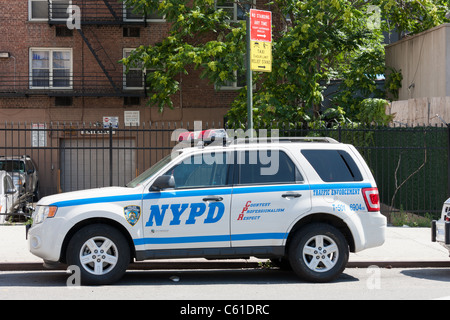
[362,187,380,212]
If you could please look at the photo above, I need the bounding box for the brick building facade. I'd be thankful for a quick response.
[0,0,240,125]
[0,0,258,196]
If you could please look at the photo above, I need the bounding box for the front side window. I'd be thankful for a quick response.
[0,160,25,172]
[30,49,72,89]
[165,152,230,189]
[301,149,363,182]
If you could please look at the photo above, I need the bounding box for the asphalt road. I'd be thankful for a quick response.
[1,267,450,301]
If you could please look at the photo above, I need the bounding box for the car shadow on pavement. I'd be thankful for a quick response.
[401,268,450,283]
[0,271,68,287]
[0,269,358,287]
[118,269,359,286]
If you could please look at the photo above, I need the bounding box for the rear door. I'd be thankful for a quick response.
[230,149,312,248]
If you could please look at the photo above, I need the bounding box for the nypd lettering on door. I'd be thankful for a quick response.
[145,202,225,226]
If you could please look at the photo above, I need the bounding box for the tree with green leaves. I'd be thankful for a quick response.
[121,0,449,129]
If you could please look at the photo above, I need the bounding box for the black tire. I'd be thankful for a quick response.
[288,223,349,283]
[66,224,130,285]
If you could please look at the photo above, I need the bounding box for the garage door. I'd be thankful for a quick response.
[60,138,136,192]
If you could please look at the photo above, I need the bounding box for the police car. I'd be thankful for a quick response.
[432,200,450,256]
[28,130,386,285]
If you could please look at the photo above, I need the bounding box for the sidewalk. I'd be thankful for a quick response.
[0,225,449,269]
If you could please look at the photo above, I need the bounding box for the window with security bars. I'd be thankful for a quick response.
[29,0,71,21]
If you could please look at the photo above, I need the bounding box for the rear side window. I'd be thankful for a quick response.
[238,150,303,185]
[301,149,363,182]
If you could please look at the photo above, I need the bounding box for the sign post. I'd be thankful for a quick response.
[246,9,272,136]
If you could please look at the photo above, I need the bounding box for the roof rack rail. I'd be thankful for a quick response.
[230,137,339,144]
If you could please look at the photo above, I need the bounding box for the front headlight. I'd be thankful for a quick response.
[32,206,58,225]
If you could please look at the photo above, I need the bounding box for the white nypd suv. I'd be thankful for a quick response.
[28,133,386,285]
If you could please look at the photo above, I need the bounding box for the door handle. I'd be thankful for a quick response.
[203,196,223,202]
[282,192,302,198]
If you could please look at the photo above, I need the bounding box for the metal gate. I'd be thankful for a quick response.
[60,138,136,192]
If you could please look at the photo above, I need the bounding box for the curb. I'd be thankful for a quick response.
[1,261,450,272]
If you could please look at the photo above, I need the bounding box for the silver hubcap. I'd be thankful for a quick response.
[302,235,339,273]
[79,236,119,275]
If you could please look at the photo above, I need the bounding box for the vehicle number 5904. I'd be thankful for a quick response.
[349,203,364,211]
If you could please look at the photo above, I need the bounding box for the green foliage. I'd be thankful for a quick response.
[121,0,449,124]
[376,0,450,36]
[385,67,403,100]
[356,98,394,125]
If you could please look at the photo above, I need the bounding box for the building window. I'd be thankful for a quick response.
[30,48,72,89]
[217,69,246,90]
[124,97,141,105]
[123,4,165,22]
[123,49,144,89]
[29,0,71,21]
[215,0,253,22]
[50,0,70,21]
[56,26,73,37]
[55,96,73,106]
[29,0,48,20]
[123,27,141,38]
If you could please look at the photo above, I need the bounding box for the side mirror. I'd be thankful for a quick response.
[150,175,175,191]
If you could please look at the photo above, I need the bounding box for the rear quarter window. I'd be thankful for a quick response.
[301,149,363,182]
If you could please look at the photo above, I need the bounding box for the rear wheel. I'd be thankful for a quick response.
[288,223,349,283]
[66,224,130,285]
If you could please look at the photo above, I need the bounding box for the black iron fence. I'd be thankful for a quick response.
[0,121,448,218]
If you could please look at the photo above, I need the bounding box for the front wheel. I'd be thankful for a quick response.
[288,223,349,283]
[66,224,130,285]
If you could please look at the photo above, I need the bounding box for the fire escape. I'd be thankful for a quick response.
[47,0,147,98]
[0,0,148,98]
[53,0,149,98]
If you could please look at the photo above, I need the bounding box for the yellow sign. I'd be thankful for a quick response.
[250,41,272,72]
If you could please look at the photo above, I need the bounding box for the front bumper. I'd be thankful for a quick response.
[27,218,66,263]
[432,220,450,252]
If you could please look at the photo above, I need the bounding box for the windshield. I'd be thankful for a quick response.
[126,153,177,188]
[0,160,25,172]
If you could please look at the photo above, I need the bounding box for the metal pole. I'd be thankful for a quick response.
[447,125,450,197]
[109,125,113,187]
[246,14,253,138]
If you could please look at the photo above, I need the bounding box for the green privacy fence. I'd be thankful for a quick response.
[1,121,448,218]
[273,123,449,219]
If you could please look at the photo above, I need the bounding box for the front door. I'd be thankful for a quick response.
[141,151,233,253]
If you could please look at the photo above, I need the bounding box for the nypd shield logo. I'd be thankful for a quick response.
[124,205,141,226]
